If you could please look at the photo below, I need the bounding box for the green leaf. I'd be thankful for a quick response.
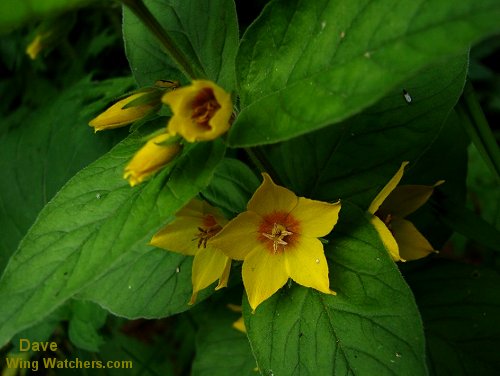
[10,305,70,349]
[0,76,134,274]
[192,303,256,376]
[400,111,469,248]
[123,0,239,90]
[243,202,427,375]
[68,300,107,352]
[0,0,92,34]
[405,260,500,375]
[0,130,225,346]
[77,248,194,318]
[229,0,500,146]
[261,57,467,207]
[202,158,260,216]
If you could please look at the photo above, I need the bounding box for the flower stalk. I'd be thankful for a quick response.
[121,0,205,80]
[458,81,500,181]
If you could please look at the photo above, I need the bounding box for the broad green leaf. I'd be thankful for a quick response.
[68,300,107,352]
[0,0,92,34]
[0,129,225,346]
[405,261,500,375]
[244,203,426,376]
[0,77,134,274]
[261,57,467,207]
[192,303,256,376]
[77,247,194,318]
[229,0,500,146]
[123,0,239,90]
[10,304,70,349]
[202,158,260,216]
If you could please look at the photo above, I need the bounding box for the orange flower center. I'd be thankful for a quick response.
[194,214,222,249]
[258,212,300,254]
[191,88,221,130]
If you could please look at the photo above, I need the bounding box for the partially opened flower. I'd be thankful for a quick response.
[368,161,444,261]
[123,132,181,187]
[150,199,231,304]
[89,90,162,132]
[162,80,232,142]
[211,173,341,312]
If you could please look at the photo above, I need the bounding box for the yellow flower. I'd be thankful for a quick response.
[162,80,232,142]
[211,173,341,312]
[368,161,444,261]
[26,33,50,60]
[150,199,231,304]
[89,90,160,132]
[123,133,181,187]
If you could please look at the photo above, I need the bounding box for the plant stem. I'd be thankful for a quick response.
[244,147,282,185]
[121,0,205,80]
[458,81,500,181]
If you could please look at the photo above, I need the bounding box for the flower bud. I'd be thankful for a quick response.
[89,90,162,132]
[123,133,181,187]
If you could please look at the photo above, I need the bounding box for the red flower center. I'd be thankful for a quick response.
[194,214,222,249]
[258,211,300,254]
[191,88,221,130]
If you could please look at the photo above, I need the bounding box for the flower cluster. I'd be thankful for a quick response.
[88,79,232,186]
[88,81,442,312]
[149,164,442,311]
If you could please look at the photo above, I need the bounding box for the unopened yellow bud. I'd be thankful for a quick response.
[89,91,160,132]
[26,33,50,60]
[123,133,181,187]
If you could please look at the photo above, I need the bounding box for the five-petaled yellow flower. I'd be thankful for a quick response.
[211,173,341,312]
[368,161,443,261]
[123,133,181,187]
[162,80,232,142]
[89,90,160,132]
[150,199,231,304]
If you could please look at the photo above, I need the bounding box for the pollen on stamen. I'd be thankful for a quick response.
[258,212,300,253]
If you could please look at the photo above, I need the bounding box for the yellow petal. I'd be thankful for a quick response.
[242,248,288,312]
[247,173,298,216]
[380,181,445,218]
[150,198,226,255]
[368,161,409,215]
[89,92,157,131]
[189,247,230,304]
[285,236,335,295]
[150,216,201,256]
[370,215,402,261]
[163,80,232,142]
[210,211,263,260]
[290,198,341,237]
[391,218,436,261]
[123,133,181,186]
[215,256,232,290]
[232,316,246,333]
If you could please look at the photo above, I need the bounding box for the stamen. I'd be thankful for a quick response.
[261,223,293,253]
[193,222,222,249]
[191,88,220,129]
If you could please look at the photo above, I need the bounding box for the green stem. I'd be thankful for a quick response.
[244,147,282,185]
[121,0,205,80]
[458,81,500,181]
